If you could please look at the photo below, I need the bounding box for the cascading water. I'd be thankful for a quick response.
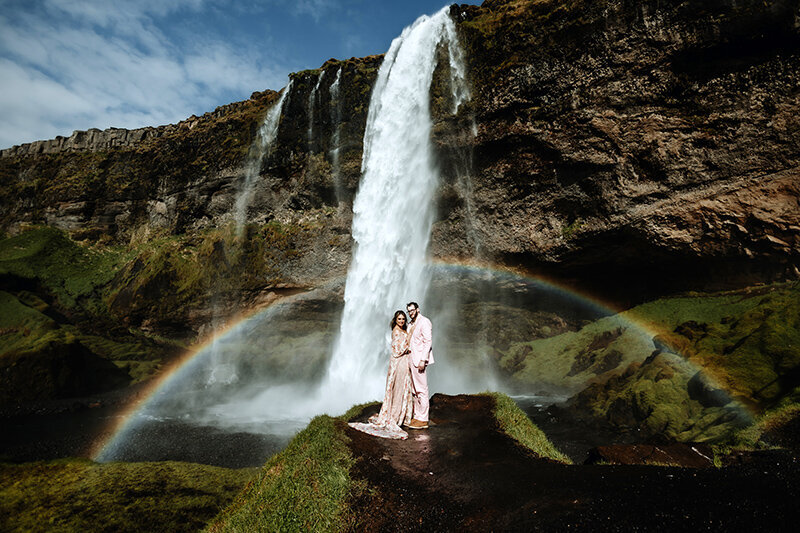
[307,71,324,151]
[233,80,293,235]
[321,6,471,408]
[329,67,344,204]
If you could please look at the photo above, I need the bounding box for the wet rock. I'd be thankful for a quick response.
[585,443,715,468]
[346,393,800,531]
[688,371,732,407]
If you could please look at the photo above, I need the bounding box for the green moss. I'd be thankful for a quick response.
[485,392,572,463]
[0,459,255,533]
[561,218,584,239]
[502,314,653,390]
[505,282,799,444]
[0,226,129,313]
[107,221,312,328]
[719,396,800,454]
[0,290,57,343]
[572,352,750,443]
[0,229,184,398]
[206,414,363,533]
[627,283,800,405]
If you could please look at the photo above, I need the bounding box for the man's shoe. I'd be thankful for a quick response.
[408,418,428,429]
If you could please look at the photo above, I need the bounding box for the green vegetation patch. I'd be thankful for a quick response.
[206,413,364,532]
[502,282,799,443]
[719,388,800,457]
[500,315,653,392]
[486,392,571,464]
[626,283,800,406]
[107,220,312,328]
[0,458,255,533]
[572,353,751,443]
[0,226,128,313]
[0,228,183,403]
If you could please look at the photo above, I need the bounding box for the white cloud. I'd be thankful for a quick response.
[0,0,291,149]
[292,0,337,21]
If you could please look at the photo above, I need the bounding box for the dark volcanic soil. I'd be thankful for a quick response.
[344,394,800,532]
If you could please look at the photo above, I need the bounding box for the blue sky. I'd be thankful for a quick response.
[0,0,480,149]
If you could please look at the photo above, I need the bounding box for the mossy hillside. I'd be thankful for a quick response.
[723,398,800,454]
[0,290,57,342]
[0,229,181,397]
[106,219,316,333]
[572,352,751,442]
[0,218,324,402]
[486,391,571,463]
[502,283,798,441]
[499,315,654,393]
[0,226,129,314]
[0,459,256,533]
[623,283,800,407]
[503,283,799,402]
[0,290,130,403]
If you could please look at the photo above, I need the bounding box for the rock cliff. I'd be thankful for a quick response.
[438,0,800,298]
[1,0,798,301]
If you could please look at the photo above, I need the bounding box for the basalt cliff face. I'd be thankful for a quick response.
[1,0,799,309]
[442,0,800,298]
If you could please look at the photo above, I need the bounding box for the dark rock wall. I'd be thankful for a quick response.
[443,0,800,297]
[1,0,798,299]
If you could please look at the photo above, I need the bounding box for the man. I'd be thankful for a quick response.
[406,301,433,429]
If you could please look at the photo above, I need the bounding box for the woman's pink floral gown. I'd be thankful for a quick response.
[348,326,414,439]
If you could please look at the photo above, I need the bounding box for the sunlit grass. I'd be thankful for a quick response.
[206,412,368,533]
[484,392,572,464]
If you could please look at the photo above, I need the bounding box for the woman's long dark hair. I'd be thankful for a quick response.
[390,310,408,330]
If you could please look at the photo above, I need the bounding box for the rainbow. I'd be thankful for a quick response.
[91,261,751,461]
[90,297,300,460]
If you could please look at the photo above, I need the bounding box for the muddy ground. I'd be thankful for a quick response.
[344,394,800,532]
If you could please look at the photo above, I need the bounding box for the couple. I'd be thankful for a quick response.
[348,302,433,440]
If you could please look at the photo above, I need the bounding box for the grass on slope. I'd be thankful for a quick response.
[206,405,370,533]
[0,459,255,533]
[486,392,572,464]
[629,283,800,405]
[0,226,129,314]
[503,282,800,406]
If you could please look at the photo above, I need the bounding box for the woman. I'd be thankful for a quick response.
[348,310,414,439]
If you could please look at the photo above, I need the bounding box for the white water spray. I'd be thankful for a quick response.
[321,7,471,408]
[233,81,293,235]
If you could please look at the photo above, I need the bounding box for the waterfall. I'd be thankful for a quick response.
[322,6,471,406]
[329,67,344,205]
[149,7,473,425]
[307,71,324,152]
[233,81,292,235]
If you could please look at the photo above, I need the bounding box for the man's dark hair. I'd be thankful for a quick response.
[406,301,419,310]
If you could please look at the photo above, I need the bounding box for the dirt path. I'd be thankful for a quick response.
[344,394,800,531]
